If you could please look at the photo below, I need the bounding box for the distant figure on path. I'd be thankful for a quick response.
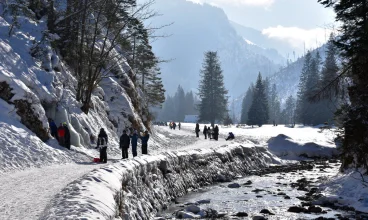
[178,122,181,130]
[120,130,130,159]
[97,128,108,163]
[140,131,150,154]
[203,125,208,139]
[173,122,177,130]
[208,126,212,140]
[213,125,219,141]
[130,130,138,157]
[195,123,200,138]
[48,118,58,140]
[63,122,71,149]
[226,132,235,141]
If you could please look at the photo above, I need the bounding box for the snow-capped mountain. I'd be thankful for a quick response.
[145,0,283,96]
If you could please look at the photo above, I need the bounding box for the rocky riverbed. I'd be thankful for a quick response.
[160,160,368,219]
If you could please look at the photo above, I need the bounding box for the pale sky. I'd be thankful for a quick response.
[188,0,337,51]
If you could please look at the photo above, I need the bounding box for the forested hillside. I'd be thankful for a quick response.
[0,0,164,170]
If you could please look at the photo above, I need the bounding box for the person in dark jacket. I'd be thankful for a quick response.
[63,122,71,149]
[49,118,58,140]
[203,125,208,139]
[195,123,200,138]
[173,122,176,130]
[120,130,130,159]
[97,128,108,163]
[130,130,138,157]
[213,125,219,141]
[140,131,150,154]
[226,132,235,141]
[178,122,181,130]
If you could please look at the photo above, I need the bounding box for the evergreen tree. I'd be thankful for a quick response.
[184,91,196,115]
[304,54,321,125]
[284,95,296,126]
[319,0,368,170]
[296,51,312,125]
[247,73,269,127]
[240,84,254,124]
[174,85,186,121]
[198,51,228,127]
[269,84,280,125]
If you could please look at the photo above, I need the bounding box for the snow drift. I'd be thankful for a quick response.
[267,134,338,159]
[40,143,278,219]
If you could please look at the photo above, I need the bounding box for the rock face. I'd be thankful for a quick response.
[0,82,48,141]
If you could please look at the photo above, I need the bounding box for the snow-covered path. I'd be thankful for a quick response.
[0,163,107,220]
[0,124,337,220]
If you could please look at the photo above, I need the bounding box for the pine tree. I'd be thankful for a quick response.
[240,84,254,124]
[296,51,312,125]
[198,51,228,127]
[319,0,368,170]
[247,73,269,127]
[184,91,196,115]
[269,84,280,125]
[317,34,339,124]
[304,54,321,125]
[284,95,296,126]
[174,85,186,121]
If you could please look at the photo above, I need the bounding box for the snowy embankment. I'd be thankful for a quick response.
[40,143,277,219]
[40,124,341,219]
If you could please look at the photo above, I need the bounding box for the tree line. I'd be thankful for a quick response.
[239,35,340,128]
[157,85,199,122]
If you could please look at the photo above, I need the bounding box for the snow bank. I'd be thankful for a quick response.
[316,169,368,213]
[40,144,277,219]
[267,134,338,159]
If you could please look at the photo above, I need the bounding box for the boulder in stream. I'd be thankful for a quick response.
[186,205,201,214]
[228,183,241,188]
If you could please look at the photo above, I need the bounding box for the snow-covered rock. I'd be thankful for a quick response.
[267,134,338,159]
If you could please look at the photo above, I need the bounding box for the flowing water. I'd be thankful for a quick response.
[161,161,357,219]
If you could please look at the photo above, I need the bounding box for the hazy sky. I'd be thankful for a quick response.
[188,0,336,51]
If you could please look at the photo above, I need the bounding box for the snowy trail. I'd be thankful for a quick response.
[0,163,107,220]
[0,124,337,220]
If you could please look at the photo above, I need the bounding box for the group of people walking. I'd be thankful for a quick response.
[48,118,71,150]
[119,130,150,159]
[195,123,219,140]
[49,118,150,163]
[169,122,181,130]
[195,123,235,141]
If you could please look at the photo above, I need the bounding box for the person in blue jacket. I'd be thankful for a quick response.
[130,130,138,157]
[139,130,150,155]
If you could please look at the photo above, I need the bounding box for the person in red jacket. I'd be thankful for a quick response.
[57,123,65,146]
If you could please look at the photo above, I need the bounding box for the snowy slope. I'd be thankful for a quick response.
[0,6,146,173]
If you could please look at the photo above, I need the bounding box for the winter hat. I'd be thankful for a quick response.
[63,122,67,126]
